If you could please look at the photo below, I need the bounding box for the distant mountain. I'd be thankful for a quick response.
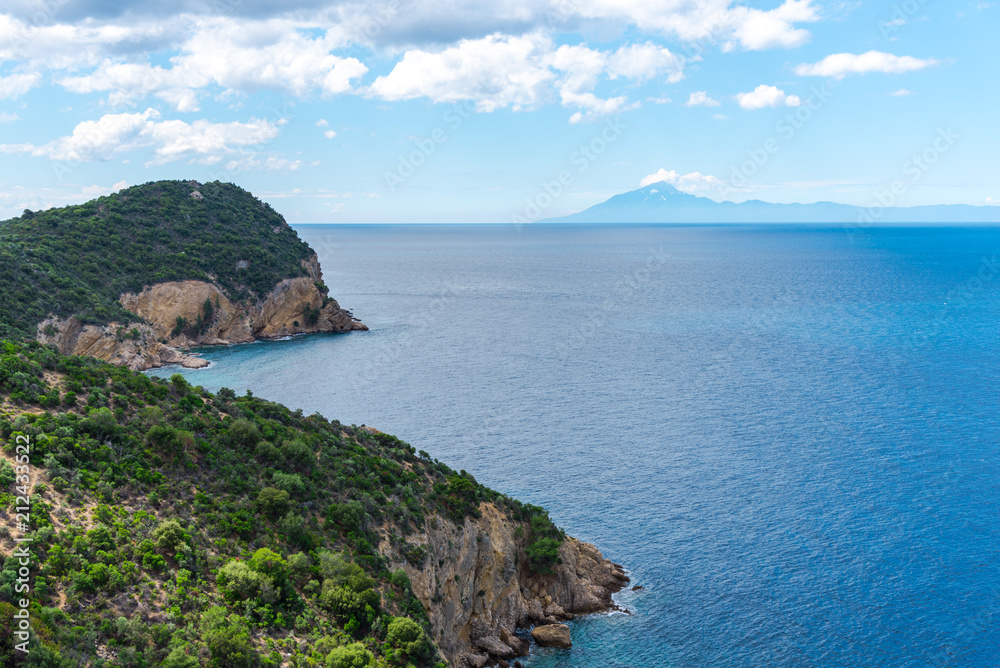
[544,183,1000,224]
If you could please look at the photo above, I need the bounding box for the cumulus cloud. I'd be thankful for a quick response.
[0,111,20,123]
[889,88,913,96]
[640,168,730,198]
[324,130,337,138]
[368,33,554,111]
[570,0,819,51]
[684,91,720,107]
[0,0,821,53]
[0,72,41,99]
[0,108,284,165]
[368,34,682,121]
[794,51,940,78]
[987,197,999,205]
[0,14,181,70]
[56,18,368,111]
[735,84,801,110]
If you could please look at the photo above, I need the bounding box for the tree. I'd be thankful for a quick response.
[326,643,374,668]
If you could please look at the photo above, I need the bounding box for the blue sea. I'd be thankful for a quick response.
[152,224,1000,668]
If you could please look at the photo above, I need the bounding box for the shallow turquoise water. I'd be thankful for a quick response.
[153,224,1000,667]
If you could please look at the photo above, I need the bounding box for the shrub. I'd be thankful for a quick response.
[228,418,261,448]
[248,548,288,588]
[326,643,374,668]
[256,487,290,517]
[385,617,434,664]
[161,647,201,668]
[153,519,187,553]
[216,561,275,604]
[389,569,410,589]
[271,472,305,495]
[202,606,260,668]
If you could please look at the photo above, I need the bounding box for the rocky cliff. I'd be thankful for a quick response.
[379,503,629,667]
[36,254,366,370]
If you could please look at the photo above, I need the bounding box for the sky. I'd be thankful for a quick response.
[0,0,997,223]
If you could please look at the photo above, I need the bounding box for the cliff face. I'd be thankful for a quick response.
[37,254,366,370]
[380,503,629,667]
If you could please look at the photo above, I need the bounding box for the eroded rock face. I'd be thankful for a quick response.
[379,503,629,667]
[37,254,366,370]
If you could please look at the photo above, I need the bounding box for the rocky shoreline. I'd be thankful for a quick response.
[36,254,366,371]
[380,502,630,667]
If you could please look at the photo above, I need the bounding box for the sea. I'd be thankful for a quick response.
[151,224,1000,668]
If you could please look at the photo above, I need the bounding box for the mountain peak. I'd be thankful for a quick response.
[544,183,1000,224]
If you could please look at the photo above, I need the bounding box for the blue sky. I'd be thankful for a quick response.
[0,0,997,223]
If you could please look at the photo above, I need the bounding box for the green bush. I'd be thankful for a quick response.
[153,519,188,553]
[326,642,374,668]
[256,487,290,517]
[161,647,201,668]
[385,617,434,665]
[216,560,275,604]
[202,606,260,668]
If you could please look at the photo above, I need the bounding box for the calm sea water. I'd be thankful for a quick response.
[152,224,1000,668]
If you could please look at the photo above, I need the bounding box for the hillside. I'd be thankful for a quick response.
[544,183,1000,224]
[0,341,628,667]
[0,181,365,369]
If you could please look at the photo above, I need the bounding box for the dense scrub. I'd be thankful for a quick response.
[0,180,316,341]
[0,341,562,667]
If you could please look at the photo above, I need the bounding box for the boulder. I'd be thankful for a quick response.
[531,624,571,649]
[500,630,529,657]
[474,636,514,660]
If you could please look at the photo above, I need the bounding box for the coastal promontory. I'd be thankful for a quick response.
[0,180,366,370]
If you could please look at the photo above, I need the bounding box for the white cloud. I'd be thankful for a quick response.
[735,84,801,110]
[0,14,180,70]
[80,180,128,196]
[605,43,684,83]
[368,33,555,111]
[369,33,680,121]
[640,168,730,198]
[0,111,19,123]
[316,118,329,127]
[0,72,41,99]
[223,155,304,172]
[0,108,284,165]
[54,17,367,111]
[684,91,720,107]
[889,88,913,96]
[570,0,819,51]
[324,130,337,138]
[728,0,820,50]
[795,51,940,78]
[987,197,999,205]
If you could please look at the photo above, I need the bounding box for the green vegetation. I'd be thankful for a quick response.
[0,180,316,341]
[0,340,562,666]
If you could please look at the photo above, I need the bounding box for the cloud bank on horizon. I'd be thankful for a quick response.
[0,0,995,222]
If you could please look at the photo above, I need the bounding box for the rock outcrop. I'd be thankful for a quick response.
[531,624,572,648]
[379,503,629,667]
[37,254,366,370]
